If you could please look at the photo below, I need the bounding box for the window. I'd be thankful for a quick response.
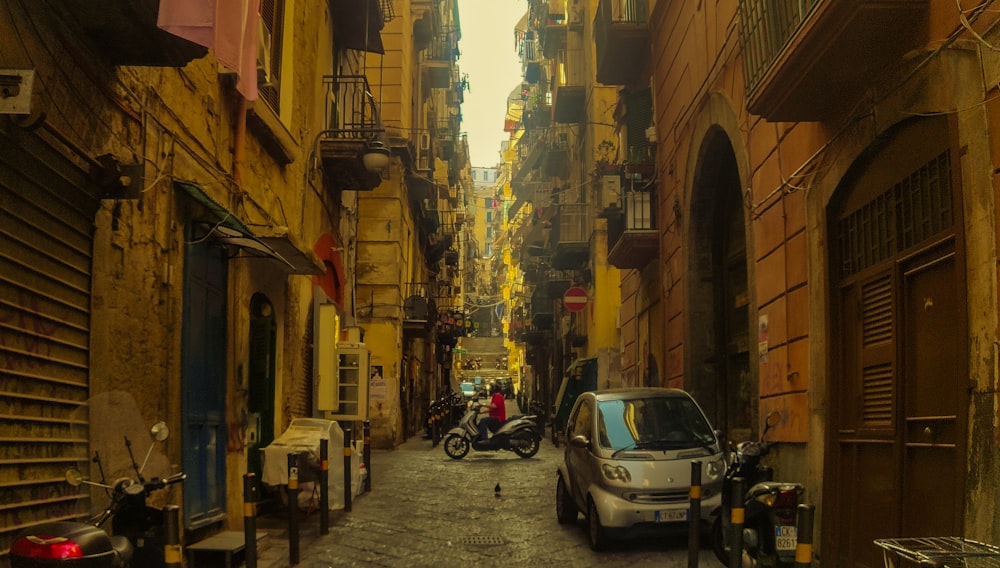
[258,0,285,110]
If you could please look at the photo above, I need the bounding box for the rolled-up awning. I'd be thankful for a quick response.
[176,180,324,274]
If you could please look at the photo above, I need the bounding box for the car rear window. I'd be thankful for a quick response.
[596,396,716,450]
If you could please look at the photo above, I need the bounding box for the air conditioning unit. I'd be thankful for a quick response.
[601,172,621,210]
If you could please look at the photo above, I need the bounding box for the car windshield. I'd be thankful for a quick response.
[596,396,716,451]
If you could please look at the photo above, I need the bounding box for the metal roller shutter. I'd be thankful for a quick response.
[0,126,100,555]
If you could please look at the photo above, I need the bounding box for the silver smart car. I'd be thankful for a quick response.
[555,388,725,550]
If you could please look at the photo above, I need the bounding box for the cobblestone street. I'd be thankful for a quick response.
[256,414,724,568]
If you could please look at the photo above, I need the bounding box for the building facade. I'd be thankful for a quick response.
[0,0,464,559]
[507,0,1000,564]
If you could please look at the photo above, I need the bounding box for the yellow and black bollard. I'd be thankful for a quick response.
[687,461,701,568]
[287,452,300,566]
[243,473,259,568]
[320,439,329,535]
[730,477,745,568]
[363,420,372,493]
[163,505,182,568]
[795,504,816,567]
[343,424,353,512]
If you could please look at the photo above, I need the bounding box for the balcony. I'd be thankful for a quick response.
[543,126,572,178]
[595,0,650,86]
[319,75,386,191]
[421,29,459,89]
[607,190,658,269]
[739,0,928,121]
[551,203,591,269]
[60,0,207,66]
[403,282,434,337]
[553,84,586,123]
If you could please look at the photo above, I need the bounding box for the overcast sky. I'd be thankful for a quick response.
[457,0,525,168]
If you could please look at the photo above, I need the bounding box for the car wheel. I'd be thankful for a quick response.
[556,475,578,524]
[442,434,470,459]
[511,432,540,458]
[587,499,609,551]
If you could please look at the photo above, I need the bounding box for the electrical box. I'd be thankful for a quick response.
[323,342,369,421]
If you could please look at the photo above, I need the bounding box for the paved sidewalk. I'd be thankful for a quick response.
[248,412,723,568]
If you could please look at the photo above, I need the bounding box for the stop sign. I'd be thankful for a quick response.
[563,286,588,312]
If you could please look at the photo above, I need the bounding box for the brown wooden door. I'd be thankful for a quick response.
[900,246,965,536]
[826,117,965,566]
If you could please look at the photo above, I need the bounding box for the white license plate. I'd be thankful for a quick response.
[654,509,688,523]
[775,525,797,551]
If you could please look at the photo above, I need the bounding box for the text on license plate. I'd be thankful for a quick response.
[775,525,797,550]
[654,509,688,523]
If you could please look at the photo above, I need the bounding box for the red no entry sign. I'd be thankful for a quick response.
[563,286,588,312]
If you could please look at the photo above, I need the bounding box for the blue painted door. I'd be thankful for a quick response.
[182,234,228,528]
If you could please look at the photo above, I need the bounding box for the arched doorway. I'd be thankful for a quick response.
[825,116,967,566]
[247,294,276,480]
[687,128,753,443]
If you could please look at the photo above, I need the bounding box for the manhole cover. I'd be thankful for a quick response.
[460,535,505,546]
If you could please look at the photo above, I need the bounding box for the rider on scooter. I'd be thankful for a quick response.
[477,386,506,440]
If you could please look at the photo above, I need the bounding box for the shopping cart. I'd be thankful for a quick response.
[874,537,1000,568]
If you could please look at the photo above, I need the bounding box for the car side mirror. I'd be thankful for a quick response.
[569,435,590,448]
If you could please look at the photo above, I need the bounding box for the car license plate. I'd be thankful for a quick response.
[654,509,688,523]
[775,525,797,551]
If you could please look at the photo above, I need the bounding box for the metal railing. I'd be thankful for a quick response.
[322,75,383,140]
[739,0,821,95]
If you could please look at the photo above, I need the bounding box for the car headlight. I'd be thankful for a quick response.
[601,464,632,483]
[705,457,726,481]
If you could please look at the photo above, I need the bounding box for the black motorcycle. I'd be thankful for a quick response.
[442,403,541,459]
[712,411,805,567]
[10,421,185,568]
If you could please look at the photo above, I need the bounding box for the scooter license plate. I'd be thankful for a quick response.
[775,525,797,551]
[654,509,688,523]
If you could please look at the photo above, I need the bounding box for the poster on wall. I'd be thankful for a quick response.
[370,365,387,400]
[758,315,769,363]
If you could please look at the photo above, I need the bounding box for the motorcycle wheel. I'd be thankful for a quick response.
[511,433,540,458]
[556,475,578,524]
[443,434,470,459]
[711,516,730,566]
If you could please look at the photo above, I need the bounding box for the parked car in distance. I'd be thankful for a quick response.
[459,382,477,400]
[555,388,725,551]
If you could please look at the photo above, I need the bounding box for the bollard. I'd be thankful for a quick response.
[795,504,816,567]
[163,505,182,568]
[730,477,745,568]
[287,452,300,566]
[688,461,701,568]
[320,439,329,535]
[363,420,372,493]
[343,424,353,512]
[243,474,259,568]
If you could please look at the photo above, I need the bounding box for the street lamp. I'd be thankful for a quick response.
[363,138,390,172]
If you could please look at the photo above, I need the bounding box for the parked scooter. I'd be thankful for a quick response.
[10,421,185,568]
[712,411,805,567]
[442,402,541,459]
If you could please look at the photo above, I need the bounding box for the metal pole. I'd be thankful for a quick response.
[243,474,259,568]
[688,461,701,568]
[794,504,816,568]
[287,453,300,565]
[343,423,353,512]
[363,420,372,493]
[320,439,329,535]
[163,505,182,568]
[730,477,745,568]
